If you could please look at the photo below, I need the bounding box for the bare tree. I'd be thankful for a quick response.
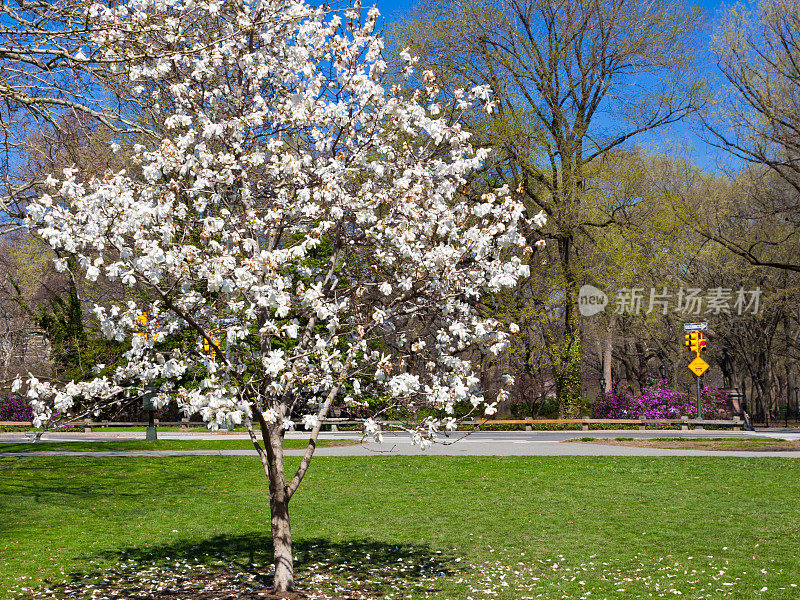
[0,0,169,228]
[703,0,800,271]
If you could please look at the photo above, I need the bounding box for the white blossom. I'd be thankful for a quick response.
[263,350,287,377]
[19,0,530,453]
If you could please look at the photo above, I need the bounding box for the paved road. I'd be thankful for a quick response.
[3,428,800,443]
[2,429,799,458]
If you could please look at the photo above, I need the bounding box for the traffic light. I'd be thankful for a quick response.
[684,331,707,356]
[135,313,148,339]
[203,330,220,359]
[684,331,699,353]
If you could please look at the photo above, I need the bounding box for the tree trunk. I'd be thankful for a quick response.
[620,347,640,395]
[635,340,649,391]
[554,234,582,417]
[265,423,294,592]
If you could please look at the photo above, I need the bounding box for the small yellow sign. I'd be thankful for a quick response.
[688,356,709,376]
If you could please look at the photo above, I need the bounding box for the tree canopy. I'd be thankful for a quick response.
[11,0,542,591]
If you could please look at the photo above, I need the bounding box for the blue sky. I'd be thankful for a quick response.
[373,0,735,32]
[370,0,743,174]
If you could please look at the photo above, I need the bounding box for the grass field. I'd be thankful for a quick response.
[2,455,799,599]
[0,438,357,453]
[570,437,800,451]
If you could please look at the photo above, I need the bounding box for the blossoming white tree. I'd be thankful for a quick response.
[17,0,541,591]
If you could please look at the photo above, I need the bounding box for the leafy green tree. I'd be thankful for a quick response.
[394,0,707,415]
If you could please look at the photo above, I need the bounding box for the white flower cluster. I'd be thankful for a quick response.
[19,0,545,446]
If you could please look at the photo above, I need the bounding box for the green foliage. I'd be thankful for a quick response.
[10,255,127,384]
[550,331,583,417]
[509,396,560,419]
[36,275,85,375]
[383,400,477,421]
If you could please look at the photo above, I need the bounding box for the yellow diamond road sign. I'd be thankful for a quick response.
[688,356,709,376]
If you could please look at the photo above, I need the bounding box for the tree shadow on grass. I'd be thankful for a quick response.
[84,534,461,597]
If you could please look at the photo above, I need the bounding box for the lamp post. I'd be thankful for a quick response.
[599,356,606,394]
[787,386,791,428]
[795,387,799,426]
[142,387,158,441]
[659,364,668,382]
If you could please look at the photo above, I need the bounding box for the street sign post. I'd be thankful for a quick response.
[684,324,710,422]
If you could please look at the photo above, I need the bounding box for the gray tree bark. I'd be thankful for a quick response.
[265,422,294,592]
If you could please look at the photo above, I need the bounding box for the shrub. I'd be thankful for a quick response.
[508,396,561,419]
[0,395,34,422]
[594,379,728,419]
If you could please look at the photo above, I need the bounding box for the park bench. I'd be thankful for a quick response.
[462,416,743,431]
[303,416,744,432]
[1,415,744,432]
[0,419,193,432]
[79,419,194,432]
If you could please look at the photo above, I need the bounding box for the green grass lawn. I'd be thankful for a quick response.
[569,437,800,451]
[0,438,356,453]
[2,456,799,599]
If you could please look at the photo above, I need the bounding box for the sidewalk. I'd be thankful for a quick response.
[3,435,800,458]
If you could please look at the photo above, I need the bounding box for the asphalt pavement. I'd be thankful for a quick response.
[2,428,800,458]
